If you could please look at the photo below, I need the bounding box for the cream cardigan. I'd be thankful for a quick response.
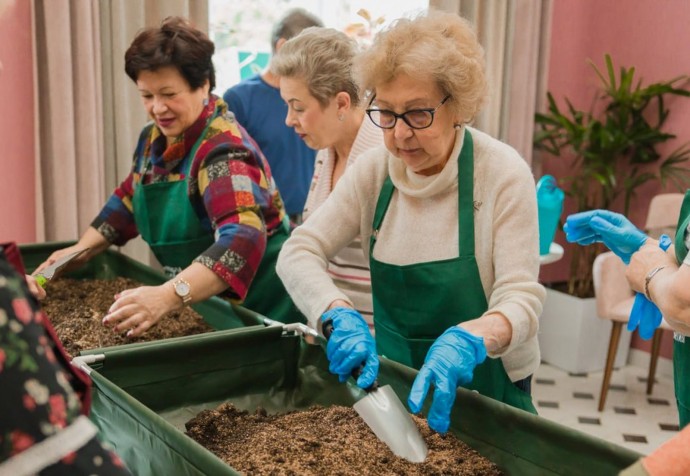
[277,126,545,381]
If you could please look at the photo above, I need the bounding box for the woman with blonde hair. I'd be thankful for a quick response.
[277,11,545,433]
[272,27,383,329]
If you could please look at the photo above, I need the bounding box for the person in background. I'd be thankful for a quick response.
[566,198,690,429]
[276,11,545,434]
[0,244,131,475]
[271,27,382,330]
[223,8,323,224]
[37,16,303,337]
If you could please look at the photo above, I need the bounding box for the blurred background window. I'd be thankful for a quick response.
[209,0,428,93]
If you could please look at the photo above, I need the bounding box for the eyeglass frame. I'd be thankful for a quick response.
[365,94,452,130]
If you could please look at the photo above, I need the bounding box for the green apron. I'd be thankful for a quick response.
[673,189,690,428]
[132,134,304,324]
[369,129,536,413]
[132,149,212,275]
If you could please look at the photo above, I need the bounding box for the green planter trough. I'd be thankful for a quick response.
[73,325,641,476]
[19,241,265,352]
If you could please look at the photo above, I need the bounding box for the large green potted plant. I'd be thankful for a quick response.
[532,55,690,373]
[535,54,690,298]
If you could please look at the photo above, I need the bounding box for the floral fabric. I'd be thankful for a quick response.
[0,254,130,475]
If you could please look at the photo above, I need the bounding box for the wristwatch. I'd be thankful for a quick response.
[172,278,192,305]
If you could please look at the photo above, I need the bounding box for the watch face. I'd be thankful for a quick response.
[175,281,190,296]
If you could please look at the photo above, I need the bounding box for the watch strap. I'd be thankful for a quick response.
[172,278,192,305]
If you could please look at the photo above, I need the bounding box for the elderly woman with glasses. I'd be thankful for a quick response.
[276,11,545,433]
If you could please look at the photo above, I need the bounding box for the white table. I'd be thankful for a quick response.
[539,242,564,265]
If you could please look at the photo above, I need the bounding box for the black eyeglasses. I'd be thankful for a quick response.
[366,95,451,130]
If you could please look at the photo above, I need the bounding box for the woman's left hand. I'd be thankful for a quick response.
[102,284,180,337]
[408,326,487,433]
[625,241,676,294]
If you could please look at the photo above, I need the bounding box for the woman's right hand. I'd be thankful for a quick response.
[34,244,91,276]
[33,228,109,277]
[320,306,378,389]
[564,210,648,264]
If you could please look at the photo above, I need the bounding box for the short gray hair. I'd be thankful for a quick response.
[271,8,323,53]
[271,27,361,107]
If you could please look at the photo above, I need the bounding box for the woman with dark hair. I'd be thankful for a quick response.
[38,17,302,336]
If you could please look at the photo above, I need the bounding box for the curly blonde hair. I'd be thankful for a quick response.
[271,27,360,107]
[355,11,487,123]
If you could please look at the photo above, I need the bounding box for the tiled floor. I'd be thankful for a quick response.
[532,362,680,455]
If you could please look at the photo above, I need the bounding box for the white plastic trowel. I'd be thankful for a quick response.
[323,322,428,463]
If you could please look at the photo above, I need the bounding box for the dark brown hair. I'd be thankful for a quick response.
[125,16,215,91]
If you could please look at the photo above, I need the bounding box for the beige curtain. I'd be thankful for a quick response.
[32,0,207,263]
[33,0,105,241]
[99,0,208,264]
[429,0,552,166]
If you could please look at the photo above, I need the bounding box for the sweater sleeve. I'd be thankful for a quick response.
[479,142,545,357]
[90,127,152,245]
[277,154,380,327]
[190,143,273,301]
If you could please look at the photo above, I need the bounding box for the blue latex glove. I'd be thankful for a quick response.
[408,326,487,434]
[628,234,672,340]
[564,210,648,264]
[320,307,378,389]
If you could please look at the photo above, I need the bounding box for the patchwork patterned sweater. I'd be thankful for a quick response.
[92,95,288,300]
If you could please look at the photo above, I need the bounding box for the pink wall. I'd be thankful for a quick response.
[0,0,36,245]
[540,0,690,358]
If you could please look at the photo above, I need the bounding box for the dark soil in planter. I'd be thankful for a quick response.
[42,277,212,357]
[185,403,503,476]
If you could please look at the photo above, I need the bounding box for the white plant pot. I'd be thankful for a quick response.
[538,288,631,374]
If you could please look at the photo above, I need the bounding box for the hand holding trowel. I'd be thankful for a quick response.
[31,248,90,287]
[321,307,428,463]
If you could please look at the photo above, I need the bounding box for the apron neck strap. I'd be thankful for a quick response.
[675,189,690,263]
[457,128,475,256]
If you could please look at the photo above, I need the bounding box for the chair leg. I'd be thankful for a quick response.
[647,328,664,395]
[599,322,623,412]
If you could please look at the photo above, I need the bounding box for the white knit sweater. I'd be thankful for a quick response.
[277,126,545,381]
